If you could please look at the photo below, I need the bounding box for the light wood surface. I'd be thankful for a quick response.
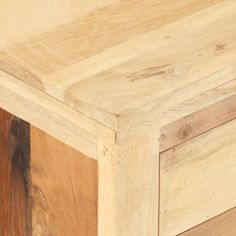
[179,207,236,236]
[160,118,236,235]
[0,71,116,159]
[0,0,118,50]
[0,0,236,142]
[30,126,98,236]
[159,79,236,127]
[97,131,160,236]
[160,93,236,152]
[1,2,236,236]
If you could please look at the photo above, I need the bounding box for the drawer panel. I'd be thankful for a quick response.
[160,118,236,236]
[179,207,236,236]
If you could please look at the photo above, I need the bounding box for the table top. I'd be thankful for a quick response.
[0,0,236,142]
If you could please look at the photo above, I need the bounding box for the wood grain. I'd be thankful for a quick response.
[160,93,236,152]
[160,118,236,236]
[0,0,236,142]
[0,108,11,236]
[179,207,236,236]
[0,71,116,160]
[1,1,236,235]
[0,0,118,50]
[0,108,98,235]
[0,108,30,236]
[97,131,160,236]
[10,117,30,236]
[30,125,98,236]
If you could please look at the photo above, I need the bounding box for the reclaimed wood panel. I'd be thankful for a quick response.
[0,108,30,236]
[30,126,98,236]
[179,207,236,236]
[0,107,98,235]
[160,118,236,236]
[10,117,30,236]
[0,108,11,236]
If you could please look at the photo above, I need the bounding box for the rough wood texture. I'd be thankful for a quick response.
[97,131,160,236]
[0,0,236,142]
[0,71,115,159]
[0,108,98,236]
[10,117,30,236]
[1,2,236,236]
[30,126,98,236]
[0,108,11,236]
[179,207,236,236]
[160,118,236,236]
[159,79,236,127]
[0,108,30,236]
[160,93,236,152]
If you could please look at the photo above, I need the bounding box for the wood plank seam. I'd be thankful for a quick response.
[158,149,161,236]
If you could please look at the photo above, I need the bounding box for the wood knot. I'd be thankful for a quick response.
[31,185,55,236]
[215,43,227,51]
[127,64,171,82]
[179,124,192,139]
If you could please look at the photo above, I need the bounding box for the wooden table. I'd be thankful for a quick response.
[0,1,236,235]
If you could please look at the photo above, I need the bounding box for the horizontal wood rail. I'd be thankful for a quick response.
[160,94,236,152]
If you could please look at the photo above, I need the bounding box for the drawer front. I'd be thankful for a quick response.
[160,118,236,236]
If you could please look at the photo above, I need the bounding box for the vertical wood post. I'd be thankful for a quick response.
[97,131,160,236]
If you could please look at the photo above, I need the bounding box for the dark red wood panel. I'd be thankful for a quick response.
[0,108,11,236]
[0,108,30,236]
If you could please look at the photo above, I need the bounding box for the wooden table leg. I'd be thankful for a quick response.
[97,132,160,236]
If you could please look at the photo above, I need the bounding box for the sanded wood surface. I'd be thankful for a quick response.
[160,93,236,152]
[97,131,160,236]
[1,2,236,236]
[0,0,236,141]
[179,207,236,236]
[160,118,236,236]
[0,0,118,50]
[30,126,98,236]
[0,71,115,159]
